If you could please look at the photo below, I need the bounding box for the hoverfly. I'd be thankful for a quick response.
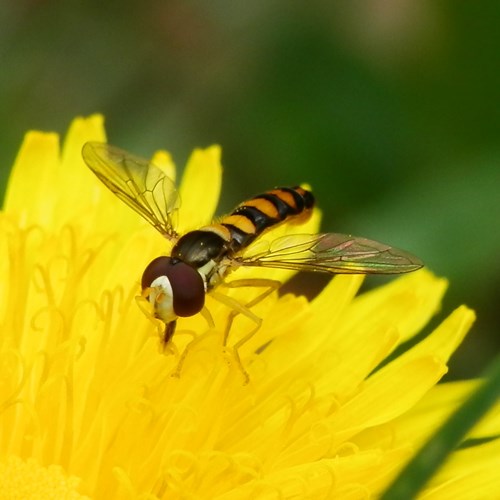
[82,142,423,353]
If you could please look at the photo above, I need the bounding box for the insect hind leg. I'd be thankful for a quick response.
[210,278,281,383]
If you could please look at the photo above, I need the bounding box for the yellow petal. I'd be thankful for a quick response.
[259,274,364,378]
[4,131,60,226]
[177,145,222,233]
[54,114,107,227]
[335,306,474,431]
[343,269,448,345]
[3,114,107,230]
[393,305,475,367]
[353,380,480,451]
[216,448,413,499]
[422,438,500,499]
[328,357,448,446]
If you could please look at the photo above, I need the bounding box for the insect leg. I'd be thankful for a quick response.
[171,306,215,377]
[210,278,281,383]
[218,278,281,345]
[137,292,216,376]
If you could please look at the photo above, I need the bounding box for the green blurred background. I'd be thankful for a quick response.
[1,1,498,379]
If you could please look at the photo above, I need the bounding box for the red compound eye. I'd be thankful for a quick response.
[142,257,205,317]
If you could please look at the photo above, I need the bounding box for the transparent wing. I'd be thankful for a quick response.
[82,141,179,239]
[237,233,423,274]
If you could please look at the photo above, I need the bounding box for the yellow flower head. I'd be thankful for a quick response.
[1,116,499,499]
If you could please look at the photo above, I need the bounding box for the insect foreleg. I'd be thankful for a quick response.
[169,305,215,377]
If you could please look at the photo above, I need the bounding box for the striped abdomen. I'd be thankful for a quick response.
[171,186,314,272]
[221,186,315,252]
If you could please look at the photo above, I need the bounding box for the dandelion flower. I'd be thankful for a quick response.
[1,115,499,499]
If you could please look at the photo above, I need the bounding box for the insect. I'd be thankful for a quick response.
[82,142,423,359]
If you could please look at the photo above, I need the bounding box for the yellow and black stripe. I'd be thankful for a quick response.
[221,186,315,251]
[172,186,314,271]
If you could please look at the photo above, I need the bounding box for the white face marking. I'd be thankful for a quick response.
[149,275,177,323]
